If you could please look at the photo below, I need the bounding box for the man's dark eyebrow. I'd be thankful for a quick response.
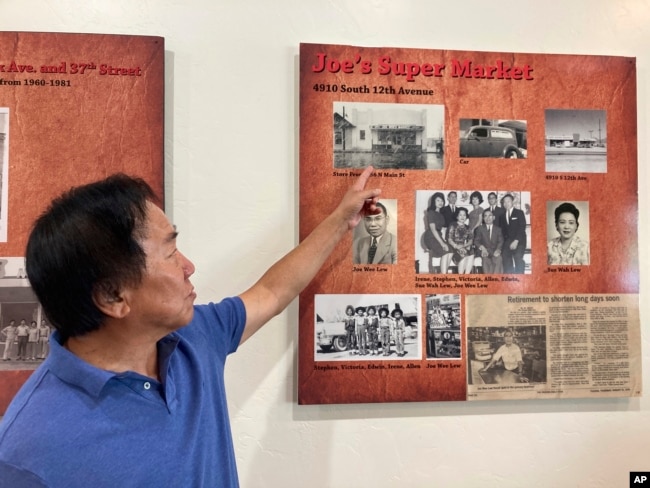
[167,225,179,243]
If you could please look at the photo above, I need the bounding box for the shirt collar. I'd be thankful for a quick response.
[47,330,181,399]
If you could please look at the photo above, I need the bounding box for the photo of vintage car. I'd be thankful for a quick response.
[459,119,527,159]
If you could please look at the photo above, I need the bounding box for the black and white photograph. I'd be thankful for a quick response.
[459,118,527,159]
[546,200,590,266]
[415,189,532,275]
[425,294,461,359]
[0,108,8,242]
[314,294,421,360]
[0,257,51,369]
[467,326,547,386]
[352,198,397,265]
[545,109,607,173]
[333,102,444,170]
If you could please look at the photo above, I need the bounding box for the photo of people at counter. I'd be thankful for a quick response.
[467,326,547,385]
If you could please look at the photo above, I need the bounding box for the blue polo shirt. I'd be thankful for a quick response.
[0,297,246,488]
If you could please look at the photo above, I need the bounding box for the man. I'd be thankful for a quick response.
[352,201,397,265]
[498,193,527,274]
[473,208,504,274]
[37,319,50,359]
[0,167,380,487]
[441,191,457,228]
[27,320,39,361]
[482,330,524,374]
[486,191,505,223]
[15,319,29,361]
[1,320,16,361]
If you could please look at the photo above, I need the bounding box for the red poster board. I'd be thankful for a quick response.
[298,43,639,404]
[0,32,164,413]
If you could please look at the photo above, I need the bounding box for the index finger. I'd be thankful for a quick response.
[352,165,375,191]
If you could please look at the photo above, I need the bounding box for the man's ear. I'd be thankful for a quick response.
[92,283,131,319]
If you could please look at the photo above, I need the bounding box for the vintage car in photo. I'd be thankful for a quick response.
[315,313,418,353]
[459,125,525,159]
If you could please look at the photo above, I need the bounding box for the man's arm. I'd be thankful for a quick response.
[238,166,381,344]
[515,209,527,242]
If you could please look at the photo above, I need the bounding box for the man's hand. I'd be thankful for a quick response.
[334,165,382,231]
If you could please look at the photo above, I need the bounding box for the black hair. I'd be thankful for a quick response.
[428,192,445,211]
[374,201,388,216]
[469,191,484,205]
[26,174,157,340]
[554,202,580,225]
[500,194,514,206]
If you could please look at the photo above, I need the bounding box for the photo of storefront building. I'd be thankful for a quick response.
[333,102,444,170]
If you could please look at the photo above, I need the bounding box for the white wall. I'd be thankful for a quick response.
[1,1,648,486]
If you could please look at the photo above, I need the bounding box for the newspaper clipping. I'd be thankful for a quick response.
[466,294,640,400]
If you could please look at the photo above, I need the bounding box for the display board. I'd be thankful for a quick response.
[0,32,164,413]
[298,43,639,404]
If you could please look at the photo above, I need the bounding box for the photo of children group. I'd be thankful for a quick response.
[314,294,421,361]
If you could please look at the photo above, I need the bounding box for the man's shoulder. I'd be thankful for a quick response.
[0,369,69,467]
[182,298,246,355]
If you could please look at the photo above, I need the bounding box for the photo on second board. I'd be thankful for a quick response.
[545,109,607,173]
[334,102,445,170]
[459,118,527,159]
[546,200,590,266]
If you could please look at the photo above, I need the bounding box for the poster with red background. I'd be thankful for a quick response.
[0,32,164,413]
[298,43,638,404]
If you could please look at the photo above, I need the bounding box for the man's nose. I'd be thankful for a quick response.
[179,251,195,278]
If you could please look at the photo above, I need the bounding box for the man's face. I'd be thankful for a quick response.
[483,210,494,225]
[488,194,497,206]
[123,203,196,335]
[504,333,514,345]
[363,209,388,238]
[502,196,513,210]
[448,193,457,205]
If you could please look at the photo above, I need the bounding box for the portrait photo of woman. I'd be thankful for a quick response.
[546,201,590,265]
